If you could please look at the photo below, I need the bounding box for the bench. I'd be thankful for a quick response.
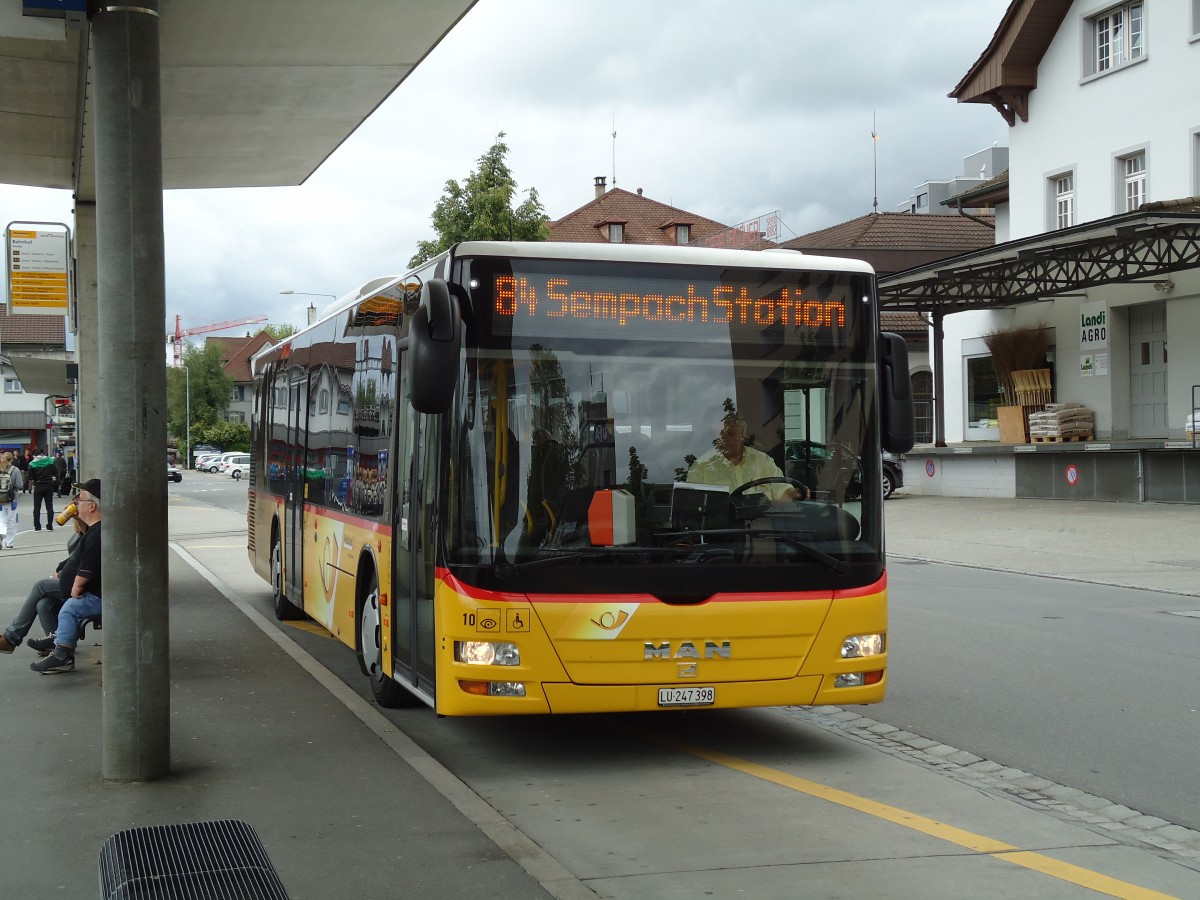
[79,613,102,640]
[99,819,289,899]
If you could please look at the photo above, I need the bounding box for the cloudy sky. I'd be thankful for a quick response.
[2,0,1012,339]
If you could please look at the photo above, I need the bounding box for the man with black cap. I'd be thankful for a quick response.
[30,479,102,674]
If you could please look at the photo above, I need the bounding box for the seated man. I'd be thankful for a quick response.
[30,479,102,675]
[687,414,807,501]
[0,515,88,654]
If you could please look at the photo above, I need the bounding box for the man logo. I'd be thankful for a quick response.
[644,640,732,660]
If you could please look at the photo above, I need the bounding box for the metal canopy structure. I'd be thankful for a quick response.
[879,210,1200,312]
[0,0,478,195]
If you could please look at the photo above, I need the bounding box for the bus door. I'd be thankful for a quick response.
[390,383,439,698]
[283,358,310,606]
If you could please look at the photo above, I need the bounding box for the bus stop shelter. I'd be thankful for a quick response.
[0,0,477,781]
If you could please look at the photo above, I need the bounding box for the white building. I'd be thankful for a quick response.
[880,0,1200,501]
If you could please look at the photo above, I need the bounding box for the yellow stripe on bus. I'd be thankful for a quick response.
[648,735,1179,900]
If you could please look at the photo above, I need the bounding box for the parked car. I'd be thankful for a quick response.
[195,453,221,470]
[203,452,242,473]
[881,451,905,500]
[785,440,905,500]
[229,458,251,480]
[167,464,183,483]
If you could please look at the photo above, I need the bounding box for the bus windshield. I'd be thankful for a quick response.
[446,254,884,595]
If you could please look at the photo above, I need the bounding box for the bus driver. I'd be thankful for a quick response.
[686,414,808,501]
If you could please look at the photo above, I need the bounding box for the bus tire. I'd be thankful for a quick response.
[359,570,411,708]
[271,532,303,621]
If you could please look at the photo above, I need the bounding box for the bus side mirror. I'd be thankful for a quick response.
[410,278,461,414]
[880,332,915,454]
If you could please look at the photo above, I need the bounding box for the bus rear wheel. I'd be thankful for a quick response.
[360,572,407,708]
[271,534,302,621]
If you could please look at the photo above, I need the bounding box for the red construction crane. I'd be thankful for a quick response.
[168,314,269,367]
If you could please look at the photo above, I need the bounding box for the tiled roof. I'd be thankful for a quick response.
[0,308,66,346]
[548,187,732,245]
[881,311,928,336]
[782,212,995,251]
[207,331,276,382]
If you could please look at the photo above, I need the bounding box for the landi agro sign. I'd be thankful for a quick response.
[1079,299,1108,378]
[6,223,71,314]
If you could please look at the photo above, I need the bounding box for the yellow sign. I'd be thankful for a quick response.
[6,226,70,314]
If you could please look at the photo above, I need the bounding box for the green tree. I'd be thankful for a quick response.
[408,132,549,268]
[263,323,299,341]
[167,342,235,452]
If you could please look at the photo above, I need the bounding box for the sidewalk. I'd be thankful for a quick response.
[884,490,1200,596]
[0,500,559,899]
[1,492,1197,898]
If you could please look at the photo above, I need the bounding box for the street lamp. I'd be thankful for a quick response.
[182,365,191,469]
[279,290,337,326]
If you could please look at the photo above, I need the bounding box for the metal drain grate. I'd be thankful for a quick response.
[98,819,288,899]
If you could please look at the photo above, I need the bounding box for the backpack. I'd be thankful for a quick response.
[0,467,12,504]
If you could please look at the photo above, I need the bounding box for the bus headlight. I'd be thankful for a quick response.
[841,633,885,659]
[455,641,521,666]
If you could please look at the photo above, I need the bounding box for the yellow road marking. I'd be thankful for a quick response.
[651,736,1179,900]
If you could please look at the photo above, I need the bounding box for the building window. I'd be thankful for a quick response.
[230,385,245,402]
[1090,2,1143,74]
[608,222,624,243]
[318,388,330,415]
[226,411,246,424]
[675,224,690,244]
[4,378,22,393]
[1054,173,1075,229]
[916,192,928,211]
[1121,152,1146,211]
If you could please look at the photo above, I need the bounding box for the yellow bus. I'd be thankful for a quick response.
[247,241,913,715]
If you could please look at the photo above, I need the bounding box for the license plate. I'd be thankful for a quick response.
[657,686,715,707]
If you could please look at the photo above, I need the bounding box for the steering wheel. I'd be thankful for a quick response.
[730,476,808,500]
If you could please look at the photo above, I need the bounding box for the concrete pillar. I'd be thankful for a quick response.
[91,0,170,781]
[72,201,100,474]
[932,309,947,447]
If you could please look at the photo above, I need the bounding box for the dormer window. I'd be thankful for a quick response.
[608,222,624,243]
[660,220,693,245]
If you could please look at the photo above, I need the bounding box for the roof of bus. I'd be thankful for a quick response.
[453,240,876,274]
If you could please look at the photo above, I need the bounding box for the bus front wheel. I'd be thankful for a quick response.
[360,571,405,708]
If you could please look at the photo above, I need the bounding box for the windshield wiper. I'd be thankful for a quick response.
[749,529,851,575]
[494,551,590,579]
[493,544,730,579]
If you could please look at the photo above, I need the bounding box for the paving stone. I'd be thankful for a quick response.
[945,750,983,766]
[1098,805,1140,822]
[962,761,1003,774]
[1124,814,1171,831]
[865,723,899,735]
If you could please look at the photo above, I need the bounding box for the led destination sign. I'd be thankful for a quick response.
[494,274,847,331]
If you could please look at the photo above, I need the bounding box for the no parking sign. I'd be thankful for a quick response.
[1065,464,1079,487]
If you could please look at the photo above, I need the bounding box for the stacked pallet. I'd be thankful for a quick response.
[1028,403,1093,442]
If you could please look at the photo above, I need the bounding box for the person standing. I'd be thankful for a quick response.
[20,449,33,492]
[31,479,102,674]
[53,450,67,494]
[0,452,23,548]
[27,451,58,531]
[14,448,28,491]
